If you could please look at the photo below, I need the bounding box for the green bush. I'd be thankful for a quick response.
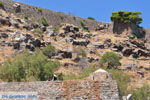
[53,26,60,33]
[129,84,150,100]
[111,11,142,25]
[87,17,95,20]
[36,8,43,13]
[80,20,86,28]
[33,28,43,34]
[100,52,121,67]
[106,69,130,97]
[41,18,49,26]
[0,51,60,82]
[33,28,43,37]
[0,1,4,7]
[42,45,56,58]
[62,66,98,80]
[23,15,29,20]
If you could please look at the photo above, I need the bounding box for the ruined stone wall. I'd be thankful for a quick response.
[0,80,120,100]
[0,0,112,31]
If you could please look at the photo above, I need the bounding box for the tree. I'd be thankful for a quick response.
[111,11,143,25]
[87,17,95,20]
[110,11,145,37]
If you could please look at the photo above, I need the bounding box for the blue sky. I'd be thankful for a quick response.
[14,0,149,28]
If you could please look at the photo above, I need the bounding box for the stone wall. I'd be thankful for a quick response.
[0,70,120,100]
[0,80,120,100]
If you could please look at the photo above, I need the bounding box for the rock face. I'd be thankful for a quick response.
[111,40,150,58]
[113,22,145,37]
[145,28,150,42]
[0,69,120,100]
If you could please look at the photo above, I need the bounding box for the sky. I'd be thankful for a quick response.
[14,0,149,28]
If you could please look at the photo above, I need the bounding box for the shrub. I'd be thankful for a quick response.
[23,15,29,20]
[33,28,43,34]
[41,18,49,26]
[33,28,43,37]
[100,52,121,67]
[36,8,43,13]
[0,51,60,82]
[73,17,76,21]
[80,20,86,28]
[0,1,4,9]
[62,65,99,80]
[111,11,143,25]
[0,1,4,7]
[129,84,150,100]
[105,69,130,97]
[87,17,95,20]
[73,46,87,58]
[53,26,60,33]
[42,45,56,58]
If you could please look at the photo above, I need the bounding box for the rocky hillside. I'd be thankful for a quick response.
[0,1,150,100]
[0,0,112,31]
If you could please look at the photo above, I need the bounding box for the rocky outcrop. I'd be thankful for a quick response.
[113,22,145,38]
[111,40,150,58]
[145,28,150,42]
[73,39,90,46]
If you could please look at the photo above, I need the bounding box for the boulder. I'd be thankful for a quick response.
[13,42,20,49]
[57,49,73,58]
[124,64,139,70]
[92,42,105,49]
[144,67,150,71]
[46,26,57,36]
[31,23,40,29]
[0,33,8,38]
[23,25,33,30]
[63,24,79,33]
[130,40,146,50]
[0,17,11,26]
[87,56,99,62]
[103,39,112,48]
[137,70,144,77]
[31,39,43,48]
[72,39,90,46]
[122,48,134,56]
[112,44,124,51]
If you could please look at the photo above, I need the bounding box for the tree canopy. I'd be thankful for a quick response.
[111,11,143,25]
